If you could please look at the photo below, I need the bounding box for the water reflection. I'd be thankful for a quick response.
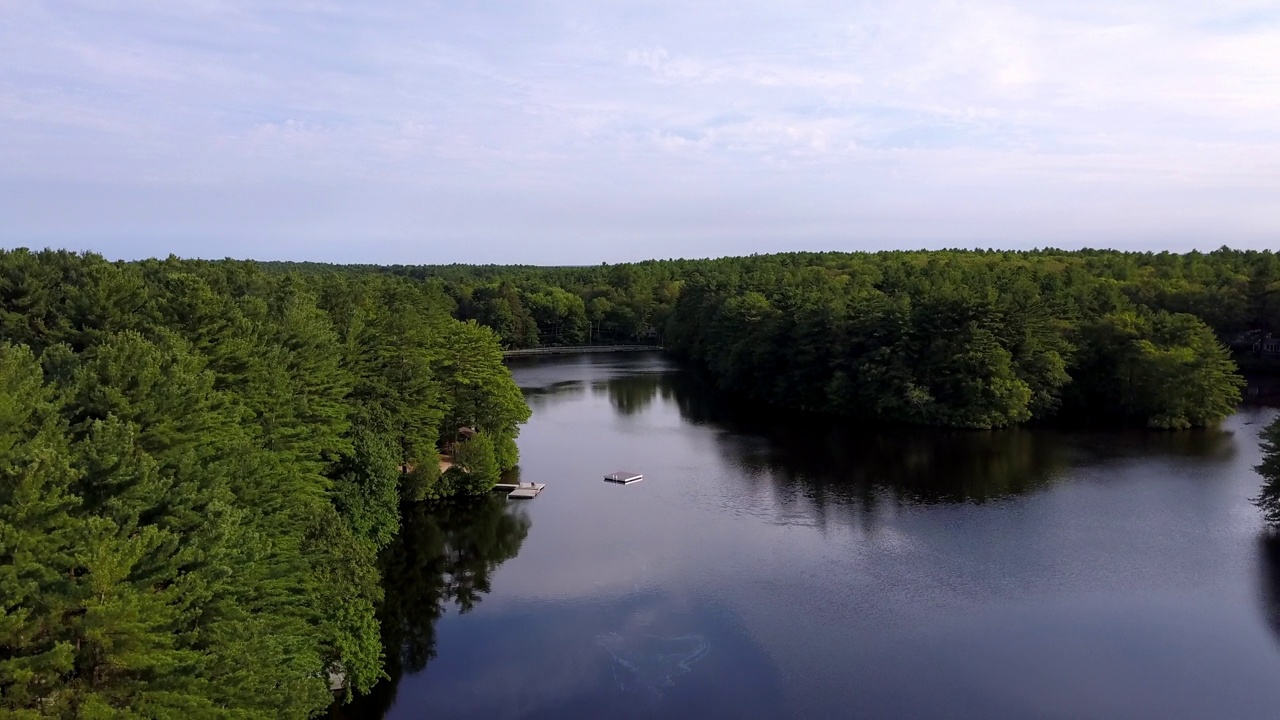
[1259,533,1280,646]
[590,373,673,416]
[524,379,588,402]
[331,496,530,719]
[596,631,710,699]
[595,368,1236,505]
[361,590,788,719]
[341,356,1280,720]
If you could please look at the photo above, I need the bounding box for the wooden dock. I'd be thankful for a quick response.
[604,471,643,485]
[495,482,546,499]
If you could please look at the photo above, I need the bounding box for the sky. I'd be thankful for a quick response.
[2,1,1279,264]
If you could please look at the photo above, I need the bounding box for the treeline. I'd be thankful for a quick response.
[263,261,689,349]
[0,250,528,717]
[267,248,1280,358]
[411,263,686,349]
[283,249,1279,430]
[665,252,1245,429]
[3,246,1275,713]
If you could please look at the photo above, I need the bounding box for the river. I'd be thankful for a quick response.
[336,352,1280,719]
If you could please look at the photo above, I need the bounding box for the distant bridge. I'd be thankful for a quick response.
[502,344,664,358]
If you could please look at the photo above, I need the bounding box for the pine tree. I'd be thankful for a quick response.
[437,321,529,472]
[0,252,534,715]
[0,343,81,715]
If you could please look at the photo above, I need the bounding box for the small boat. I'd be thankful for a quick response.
[604,471,643,484]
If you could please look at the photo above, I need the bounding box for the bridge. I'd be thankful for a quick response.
[502,344,663,358]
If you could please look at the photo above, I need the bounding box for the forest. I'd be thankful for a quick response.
[369,247,1280,534]
[5,246,1280,717]
[0,250,528,718]
[303,248,1280,430]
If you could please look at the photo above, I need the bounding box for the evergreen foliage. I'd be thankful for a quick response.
[0,250,529,717]
[3,246,1277,712]
[339,249,1255,430]
[363,248,1259,425]
[651,253,1241,429]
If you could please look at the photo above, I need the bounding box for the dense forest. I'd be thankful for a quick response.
[289,248,1280,430]
[352,247,1280,533]
[0,250,528,717]
[4,246,1280,716]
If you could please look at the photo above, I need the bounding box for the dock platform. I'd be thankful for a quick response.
[604,471,643,484]
[495,482,545,499]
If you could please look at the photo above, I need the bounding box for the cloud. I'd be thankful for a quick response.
[1,0,1278,261]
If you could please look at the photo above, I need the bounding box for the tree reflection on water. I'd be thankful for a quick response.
[1258,533,1280,648]
[599,367,1236,508]
[330,495,530,719]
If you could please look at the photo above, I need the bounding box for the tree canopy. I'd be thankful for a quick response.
[4,245,1276,714]
[312,249,1263,430]
[0,250,529,718]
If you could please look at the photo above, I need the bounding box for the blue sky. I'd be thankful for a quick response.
[2,1,1279,263]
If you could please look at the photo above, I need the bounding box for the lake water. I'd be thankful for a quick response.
[336,352,1280,719]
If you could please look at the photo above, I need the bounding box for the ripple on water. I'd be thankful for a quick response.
[596,632,710,699]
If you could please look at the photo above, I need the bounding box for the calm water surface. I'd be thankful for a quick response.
[341,353,1280,719]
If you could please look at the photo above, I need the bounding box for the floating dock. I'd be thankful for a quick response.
[495,482,546,499]
[604,471,643,484]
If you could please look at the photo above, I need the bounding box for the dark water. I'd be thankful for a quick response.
[340,353,1280,719]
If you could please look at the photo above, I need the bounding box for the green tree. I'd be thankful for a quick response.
[450,432,501,494]
[437,321,530,473]
[0,344,81,716]
[1069,309,1242,428]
